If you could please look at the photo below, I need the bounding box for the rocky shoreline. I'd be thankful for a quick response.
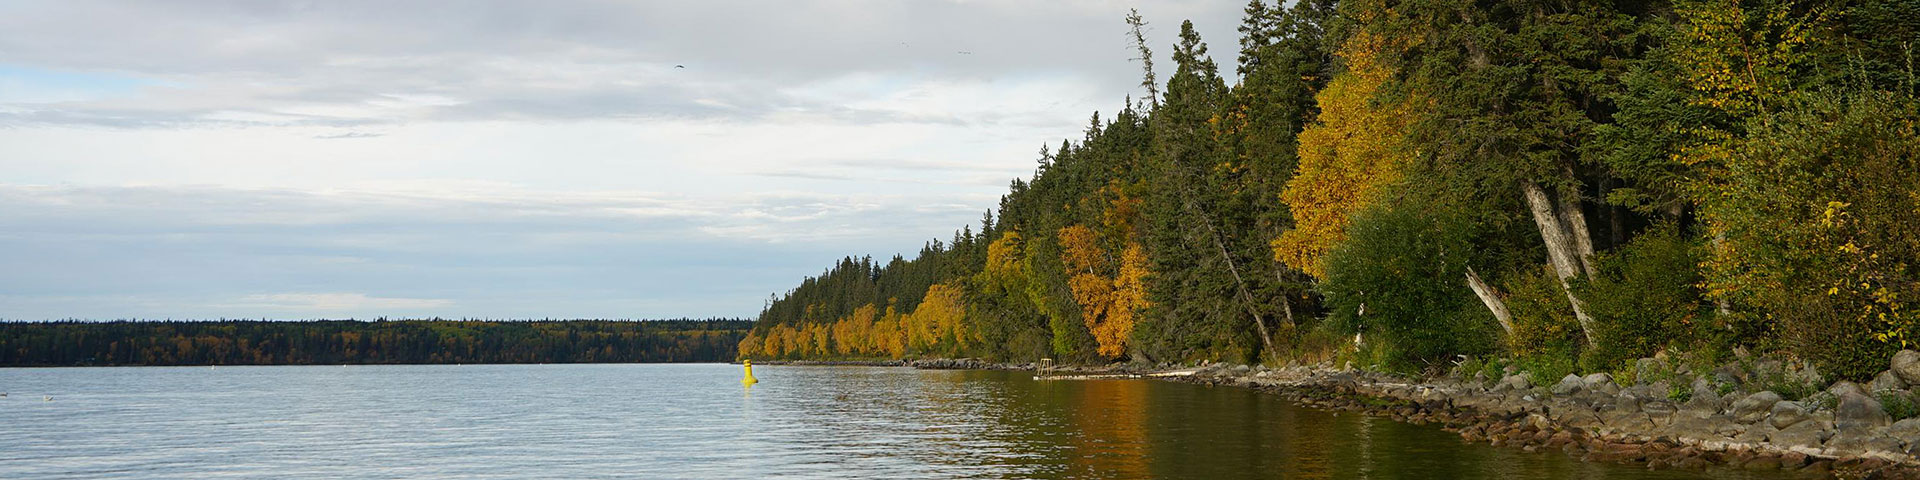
[822,351,1920,479]
[1167,363,1920,479]
[758,349,1920,477]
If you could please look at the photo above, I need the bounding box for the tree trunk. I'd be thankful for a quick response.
[1522,180,1597,344]
[1465,267,1515,336]
[1558,167,1599,277]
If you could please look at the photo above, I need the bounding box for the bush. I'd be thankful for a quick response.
[1517,354,1576,389]
[1320,202,1498,373]
[1881,392,1920,421]
[1750,361,1823,401]
[1708,92,1920,381]
[1576,224,1710,371]
[1504,266,1582,361]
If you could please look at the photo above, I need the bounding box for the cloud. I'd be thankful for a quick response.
[313,131,384,139]
[0,0,1253,319]
[0,1,1244,128]
[0,183,993,319]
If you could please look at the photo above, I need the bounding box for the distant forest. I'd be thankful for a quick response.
[0,319,751,366]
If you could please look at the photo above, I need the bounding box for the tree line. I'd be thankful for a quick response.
[0,319,750,366]
[742,0,1920,381]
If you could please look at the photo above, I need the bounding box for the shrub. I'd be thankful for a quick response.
[1517,354,1576,390]
[1706,92,1920,381]
[1320,202,1498,373]
[1504,266,1582,361]
[1751,363,1822,401]
[1576,224,1710,371]
[1881,392,1920,421]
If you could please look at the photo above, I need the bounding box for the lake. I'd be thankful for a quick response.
[0,364,1804,479]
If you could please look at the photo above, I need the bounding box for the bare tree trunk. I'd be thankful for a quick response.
[1523,180,1597,344]
[1465,267,1515,336]
[1558,167,1599,277]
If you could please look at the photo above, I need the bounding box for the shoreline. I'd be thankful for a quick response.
[817,356,1920,478]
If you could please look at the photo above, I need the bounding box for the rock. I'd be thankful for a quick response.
[1713,363,1747,387]
[1601,411,1655,431]
[1552,374,1585,396]
[1644,400,1678,417]
[1614,391,1646,413]
[1828,434,1903,455]
[1778,451,1809,468]
[1834,391,1892,437]
[1582,372,1620,396]
[1731,391,1783,424]
[1769,401,1811,429]
[1872,370,1909,392]
[1494,374,1530,392]
[1734,421,1778,443]
[1893,349,1920,385]
[1685,379,1724,413]
[1668,412,1728,441]
[1527,412,1554,431]
[1770,419,1834,448]
[1828,380,1866,399]
[1891,418,1920,453]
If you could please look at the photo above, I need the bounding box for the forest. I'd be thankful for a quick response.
[0,319,750,366]
[740,0,1920,382]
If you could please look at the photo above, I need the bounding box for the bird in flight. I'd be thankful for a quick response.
[956,51,973,55]
[675,65,685,69]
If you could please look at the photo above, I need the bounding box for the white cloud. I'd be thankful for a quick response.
[0,0,1252,319]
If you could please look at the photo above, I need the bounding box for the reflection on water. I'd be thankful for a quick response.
[0,365,1804,479]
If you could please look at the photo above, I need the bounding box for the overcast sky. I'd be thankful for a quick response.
[0,0,1249,320]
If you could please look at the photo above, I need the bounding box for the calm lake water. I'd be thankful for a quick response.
[0,364,1804,479]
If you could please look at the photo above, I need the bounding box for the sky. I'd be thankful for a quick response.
[0,0,1249,321]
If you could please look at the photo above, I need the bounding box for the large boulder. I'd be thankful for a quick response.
[1552,374,1585,396]
[1731,391,1783,424]
[1892,349,1920,384]
[1835,391,1893,437]
[1770,401,1811,429]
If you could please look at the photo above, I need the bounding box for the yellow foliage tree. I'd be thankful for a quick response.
[1059,224,1145,358]
[1099,242,1150,357]
[908,282,970,354]
[1271,25,1415,279]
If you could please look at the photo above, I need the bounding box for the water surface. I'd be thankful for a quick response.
[0,364,1803,479]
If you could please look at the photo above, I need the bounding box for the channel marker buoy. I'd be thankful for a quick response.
[742,360,759,386]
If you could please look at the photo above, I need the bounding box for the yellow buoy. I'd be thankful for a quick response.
[741,360,758,386]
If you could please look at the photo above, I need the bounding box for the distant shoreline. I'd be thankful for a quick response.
[1,319,750,367]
